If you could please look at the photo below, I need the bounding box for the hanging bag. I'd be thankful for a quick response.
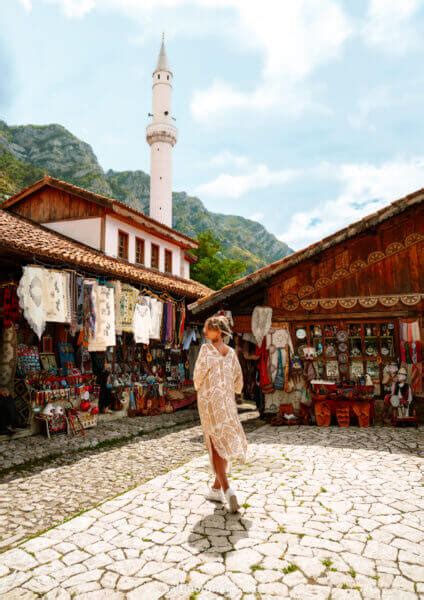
[274,348,284,390]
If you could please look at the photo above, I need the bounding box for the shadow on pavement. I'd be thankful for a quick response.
[188,504,253,555]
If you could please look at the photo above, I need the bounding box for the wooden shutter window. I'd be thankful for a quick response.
[118,230,129,260]
[151,243,160,269]
[165,249,173,274]
[135,237,145,265]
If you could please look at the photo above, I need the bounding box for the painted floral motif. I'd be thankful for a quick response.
[282,294,299,311]
[315,277,332,289]
[358,297,379,307]
[300,298,319,310]
[339,297,358,309]
[367,251,385,264]
[349,259,367,272]
[319,298,338,309]
[298,285,314,298]
[332,268,349,280]
[385,242,404,255]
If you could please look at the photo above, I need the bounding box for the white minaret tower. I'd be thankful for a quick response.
[146,35,177,228]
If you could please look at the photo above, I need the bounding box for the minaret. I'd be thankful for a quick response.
[146,35,177,228]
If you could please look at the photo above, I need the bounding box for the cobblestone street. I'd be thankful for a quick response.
[0,408,261,552]
[1,424,423,599]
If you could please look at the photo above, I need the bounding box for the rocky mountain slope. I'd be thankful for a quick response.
[0,120,292,273]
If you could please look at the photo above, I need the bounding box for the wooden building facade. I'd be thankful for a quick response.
[189,187,424,410]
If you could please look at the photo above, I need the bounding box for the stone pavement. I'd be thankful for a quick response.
[0,409,203,473]
[0,410,260,552]
[1,425,424,599]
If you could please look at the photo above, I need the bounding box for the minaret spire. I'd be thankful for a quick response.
[155,32,171,74]
[146,35,178,228]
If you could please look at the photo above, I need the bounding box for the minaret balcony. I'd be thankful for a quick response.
[146,122,178,146]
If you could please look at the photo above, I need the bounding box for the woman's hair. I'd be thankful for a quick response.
[204,315,233,338]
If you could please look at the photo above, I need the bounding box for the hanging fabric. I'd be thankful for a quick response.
[88,285,116,351]
[251,306,272,347]
[17,265,48,339]
[133,296,152,345]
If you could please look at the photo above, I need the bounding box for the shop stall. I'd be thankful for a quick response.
[189,188,424,427]
[0,210,209,439]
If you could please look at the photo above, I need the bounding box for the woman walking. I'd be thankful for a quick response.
[193,315,248,512]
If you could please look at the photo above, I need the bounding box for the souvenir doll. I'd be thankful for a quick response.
[390,366,413,418]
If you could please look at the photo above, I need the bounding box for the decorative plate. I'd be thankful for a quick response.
[325,344,336,357]
[296,328,307,340]
[366,346,377,356]
[338,342,348,353]
[381,347,390,356]
[336,330,348,343]
[338,352,348,364]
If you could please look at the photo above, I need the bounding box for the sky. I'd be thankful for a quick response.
[1,0,424,251]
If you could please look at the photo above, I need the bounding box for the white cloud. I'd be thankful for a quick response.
[194,163,299,199]
[17,0,32,11]
[191,0,352,121]
[348,85,393,130]
[209,150,250,169]
[362,0,422,54]
[279,157,424,250]
[36,0,352,120]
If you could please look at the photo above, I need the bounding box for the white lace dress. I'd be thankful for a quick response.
[194,342,248,475]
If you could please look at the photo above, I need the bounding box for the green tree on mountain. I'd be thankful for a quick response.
[190,231,245,290]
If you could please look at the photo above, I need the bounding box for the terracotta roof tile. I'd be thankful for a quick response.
[0,210,210,299]
[1,175,198,250]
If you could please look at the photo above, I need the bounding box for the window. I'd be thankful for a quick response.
[151,243,160,270]
[118,230,129,260]
[135,237,145,265]
[164,249,173,274]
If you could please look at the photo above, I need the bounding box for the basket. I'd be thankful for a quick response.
[77,411,98,429]
[336,402,350,427]
[315,401,331,427]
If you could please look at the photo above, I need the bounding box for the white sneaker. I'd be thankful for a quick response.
[206,486,224,502]
[224,486,239,513]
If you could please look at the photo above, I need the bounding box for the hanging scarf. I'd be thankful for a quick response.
[45,269,69,323]
[88,285,116,351]
[17,266,48,339]
[0,284,21,327]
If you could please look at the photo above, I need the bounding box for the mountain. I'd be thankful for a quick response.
[0,120,292,273]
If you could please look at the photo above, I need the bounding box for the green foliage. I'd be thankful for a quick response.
[0,149,44,198]
[190,231,245,290]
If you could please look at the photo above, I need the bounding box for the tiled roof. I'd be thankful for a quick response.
[1,176,198,250]
[189,185,424,313]
[0,210,210,299]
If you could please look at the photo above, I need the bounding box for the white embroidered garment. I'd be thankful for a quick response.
[88,285,116,351]
[148,297,163,340]
[193,342,248,475]
[133,297,152,344]
[17,266,48,339]
[251,306,272,346]
[45,270,69,323]
[266,328,294,353]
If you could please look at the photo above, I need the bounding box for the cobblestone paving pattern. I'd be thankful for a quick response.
[0,410,260,551]
[0,410,205,472]
[0,425,423,599]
